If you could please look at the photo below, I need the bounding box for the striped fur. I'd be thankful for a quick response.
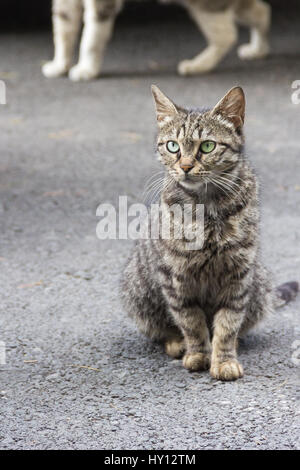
[121,86,275,381]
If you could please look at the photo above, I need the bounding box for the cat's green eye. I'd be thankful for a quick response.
[200,140,216,154]
[166,141,180,153]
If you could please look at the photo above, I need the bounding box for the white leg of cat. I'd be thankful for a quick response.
[69,0,116,81]
[42,0,82,78]
[236,0,271,60]
[178,8,237,76]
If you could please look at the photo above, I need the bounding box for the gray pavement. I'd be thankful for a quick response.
[0,9,299,450]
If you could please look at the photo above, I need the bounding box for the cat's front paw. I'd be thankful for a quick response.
[42,61,70,78]
[69,63,101,81]
[210,360,244,381]
[237,42,269,60]
[183,352,210,371]
[178,59,214,76]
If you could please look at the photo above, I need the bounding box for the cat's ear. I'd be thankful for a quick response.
[151,85,178,126]
[211,87,245,130]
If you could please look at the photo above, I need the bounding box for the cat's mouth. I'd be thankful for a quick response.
[177,173,206,189]
[178,173,204,183]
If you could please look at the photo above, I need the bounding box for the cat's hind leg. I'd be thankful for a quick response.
[126,290,184,355]
[42,0,83,78]
[165,337,185,359]
[126,288,185,358]
[121,250,184,355]
[69,0,122,81]
[178,6,237,75]
[235,0,271,60]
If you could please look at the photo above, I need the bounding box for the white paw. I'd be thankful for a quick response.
[68,63,100,81]
[178,59,214,76]
[237,42,269,60]
[42,61,69,78]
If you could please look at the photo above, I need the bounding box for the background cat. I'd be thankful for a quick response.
[42,0,271,81]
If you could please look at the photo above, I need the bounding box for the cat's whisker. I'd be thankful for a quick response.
[143,176,166,197]
[143,187,164,205]
[143,174,172,205]
[218,171,247,186]
[215,176,243,197]
[143,172,165,188]
[143,171,166,187]
[207,176,230,199]
[218,179,248,206]
[143,179,165,196]
[213,177,244,202]
[211,174,248,205]
[209,176,244,206]
[217,174,243,189]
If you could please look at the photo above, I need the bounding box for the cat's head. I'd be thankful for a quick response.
[151,85,245,190]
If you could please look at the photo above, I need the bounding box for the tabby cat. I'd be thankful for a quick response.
[121,85,298,381]
[42,0,271,81]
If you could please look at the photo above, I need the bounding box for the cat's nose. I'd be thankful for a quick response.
[180,163,194,173]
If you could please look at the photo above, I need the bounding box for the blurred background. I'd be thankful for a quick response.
[0,0,300,30]
[0,0,299,30]
[0,0,299,451]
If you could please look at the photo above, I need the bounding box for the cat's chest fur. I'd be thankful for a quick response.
[157,197,250,309]
[160,212,237,272]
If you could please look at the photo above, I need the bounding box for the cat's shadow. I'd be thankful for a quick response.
[108,328,274,367]
[238,331,274,354]
[90,52,299,80]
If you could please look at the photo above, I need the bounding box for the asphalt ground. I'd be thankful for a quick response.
[0,5,299,449]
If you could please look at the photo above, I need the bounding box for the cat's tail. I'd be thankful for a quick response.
[274,281,299,309]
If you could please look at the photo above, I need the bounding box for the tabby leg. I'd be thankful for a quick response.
[210,308,244,381]
[69,0,121,81]
[178,7,237,75]
[42,0,82,78]
[235,0,271,60]
[168,305,211,371]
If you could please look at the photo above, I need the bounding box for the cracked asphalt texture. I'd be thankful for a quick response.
[0,4,299,450]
